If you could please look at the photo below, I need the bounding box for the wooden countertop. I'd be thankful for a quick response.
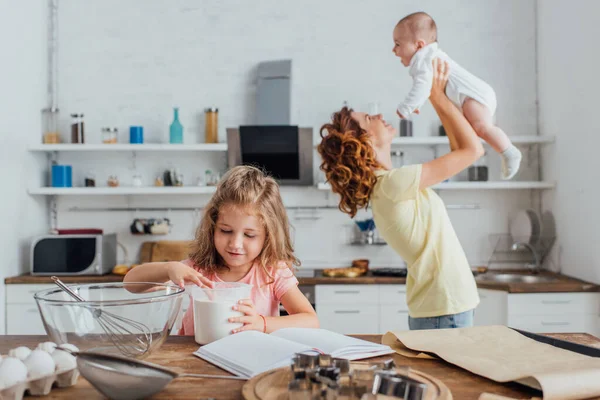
[6,270,599,293]
[1,333,598,399]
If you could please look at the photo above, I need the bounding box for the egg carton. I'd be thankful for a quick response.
[0,366,79,400]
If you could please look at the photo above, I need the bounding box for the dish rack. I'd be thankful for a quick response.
[487,233,556,268]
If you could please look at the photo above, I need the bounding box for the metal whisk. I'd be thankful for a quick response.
[51,276,153,358]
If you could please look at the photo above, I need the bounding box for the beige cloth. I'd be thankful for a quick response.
[382,325,600,400]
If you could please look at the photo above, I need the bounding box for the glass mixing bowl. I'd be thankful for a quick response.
[34,282,184,358]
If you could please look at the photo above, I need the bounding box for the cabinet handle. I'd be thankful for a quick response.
[397,311,408,314]
[334,310,360,314]
[334,291,360,294]
[541,321,570,326]
[27,309,39,313]
[541,300,572,305]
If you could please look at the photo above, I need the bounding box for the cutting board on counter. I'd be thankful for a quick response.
[140,241,192,263]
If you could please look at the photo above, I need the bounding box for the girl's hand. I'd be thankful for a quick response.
[429,58,450,103]
[229,299,264,333]
[166,262,213,288]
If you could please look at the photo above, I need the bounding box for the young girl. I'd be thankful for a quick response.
[124,165,319,335]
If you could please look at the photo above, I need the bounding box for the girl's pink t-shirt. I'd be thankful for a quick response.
[178,260,299,336]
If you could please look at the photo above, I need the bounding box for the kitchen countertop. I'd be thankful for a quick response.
[6,270,599,293]
[0,333,597,399]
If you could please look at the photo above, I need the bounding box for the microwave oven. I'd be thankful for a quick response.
[226,125,313,186]
[30,234,117,275]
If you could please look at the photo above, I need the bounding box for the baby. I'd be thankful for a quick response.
[393,12,522,180]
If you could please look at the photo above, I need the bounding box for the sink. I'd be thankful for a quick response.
[476,273,559,284]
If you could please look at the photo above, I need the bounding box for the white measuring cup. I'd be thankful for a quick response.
[189,282,253,345]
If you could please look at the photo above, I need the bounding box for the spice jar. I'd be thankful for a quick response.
[132,174,143,187]
[107,175,119,187]
[42,108,60,144]
[101,127,118,144]
[70,113,85,143]
[204,108,218,143]
[84,171,96,187]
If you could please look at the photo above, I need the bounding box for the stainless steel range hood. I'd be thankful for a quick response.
[256,60,291,125]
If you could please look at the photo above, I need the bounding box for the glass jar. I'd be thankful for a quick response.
[70,113,85,143]
[84,171,96,187]
[204,108,218,143]
[107,175,119,187]
[132,174,143,188]
[205,169,213,186]
[42,107,60,144]
[102,127,118,144]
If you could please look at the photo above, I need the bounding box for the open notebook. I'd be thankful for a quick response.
[193,328,393,378]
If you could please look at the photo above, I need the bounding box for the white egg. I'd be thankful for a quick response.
[0,357,28,390]
[24,350,56,379]
[36,341,57,354]
[56,343,79,353]
[51,351,77,371]
[8,346,31,361]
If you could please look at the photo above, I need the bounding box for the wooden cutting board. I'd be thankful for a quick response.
[242,364,452,400]
[139,240,192,263]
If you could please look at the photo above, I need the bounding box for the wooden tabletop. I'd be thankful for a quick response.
[2,333,599,399]
[6,270,598,293]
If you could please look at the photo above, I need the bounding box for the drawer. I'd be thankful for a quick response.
[508,293,600,316]
[6,285,55,305]
[317,305,379,334]
[316,285,379,305]
[508,314,598,335]
[379,305,410,334]
[379,285,408,309]
[6,304,47,335]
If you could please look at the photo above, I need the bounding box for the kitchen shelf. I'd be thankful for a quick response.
[390,136,554,146]
[28,186,218,195]
[317,181,555,190]
[29,143,227,152]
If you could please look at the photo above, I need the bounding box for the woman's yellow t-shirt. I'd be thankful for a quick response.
[371,165,479,318]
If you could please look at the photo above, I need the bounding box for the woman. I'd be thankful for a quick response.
[318,60,483,330]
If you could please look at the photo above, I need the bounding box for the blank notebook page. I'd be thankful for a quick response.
[194,330,313,377]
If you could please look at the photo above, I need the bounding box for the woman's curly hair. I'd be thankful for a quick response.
[317,107,381,218]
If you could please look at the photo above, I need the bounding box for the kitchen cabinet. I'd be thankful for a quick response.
[7,282,600,336]
[315,284,600,336]
[5,284,54,335]
[507,293,600,335]
[474,289,508,327]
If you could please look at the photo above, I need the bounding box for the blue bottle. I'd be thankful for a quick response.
[169,107,183,144]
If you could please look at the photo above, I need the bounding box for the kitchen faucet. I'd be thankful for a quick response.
[511,241,540,274]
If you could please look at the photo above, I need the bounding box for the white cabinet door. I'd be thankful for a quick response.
[6,305,47,335]
[7,285,55,304]
[316,285,379,305]
[508,293,600,316]
[379,305,410,334]
[474,289,507,326]
[379,285,408,309]
[508,314,597,334]
[317,305,379,335]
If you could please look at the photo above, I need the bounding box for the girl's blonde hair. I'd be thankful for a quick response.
[188,165,299,282]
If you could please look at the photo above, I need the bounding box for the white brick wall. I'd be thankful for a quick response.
[538,0,600,284]
[0,0,48,334]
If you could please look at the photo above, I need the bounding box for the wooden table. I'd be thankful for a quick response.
[1,334,599,399]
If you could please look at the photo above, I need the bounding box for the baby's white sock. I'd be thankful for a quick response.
[501,145,522,180]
